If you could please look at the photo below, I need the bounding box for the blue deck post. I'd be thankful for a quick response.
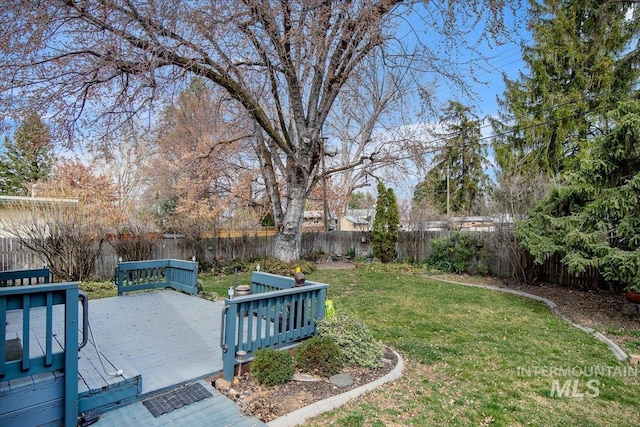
[117,263,125,296]
[222,302,239,381]
[64,287,80,427]
[317,286,327,319]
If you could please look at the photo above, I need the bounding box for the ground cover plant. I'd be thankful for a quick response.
[79,280,117,299]
[302,266,640,427]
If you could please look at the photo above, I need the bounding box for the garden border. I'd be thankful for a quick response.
[267,347,404,427]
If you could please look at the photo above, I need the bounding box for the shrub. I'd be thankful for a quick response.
[316,312,384,368]
[294,335,343,377]
[426,232,489,275]
[371,182,400,263]
[345,247,356,260]
[250,348,294,386]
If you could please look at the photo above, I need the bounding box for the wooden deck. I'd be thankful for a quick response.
[3,289,266,425]
[82,289,224,395]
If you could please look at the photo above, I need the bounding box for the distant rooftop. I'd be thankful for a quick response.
[0,195,79,205]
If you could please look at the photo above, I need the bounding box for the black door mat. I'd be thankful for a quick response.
[5,337,22,362]
[143,382,213,418]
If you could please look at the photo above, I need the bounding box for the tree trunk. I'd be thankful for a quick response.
[273,179,307,262]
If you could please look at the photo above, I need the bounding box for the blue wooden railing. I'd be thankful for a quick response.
[0,267,52,287]
[251,271,297,293]
[116,258,198,296]
[0,282,88,427]
[221,272,329,380]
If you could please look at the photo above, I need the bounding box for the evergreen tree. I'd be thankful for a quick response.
[386,187,400,237]
[0,111,54,195]
[492,0,639,178]
[372,181,400,263]
[415,101,489,215]
[516,100,640,291]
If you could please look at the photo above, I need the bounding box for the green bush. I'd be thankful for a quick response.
[250,348,294,386]
[316,312,384,368]
[207,258,317,277]
[371,182,400,263]
[294,335,343,377]
[426,232,489,275]
[79,280,117,299]
[346,247,356,260]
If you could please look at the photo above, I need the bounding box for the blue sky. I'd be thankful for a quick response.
[379,4,531,199]
[423,3,531,120]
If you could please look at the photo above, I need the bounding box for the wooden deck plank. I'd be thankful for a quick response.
[85,290,225,394]
[0,373,63,417]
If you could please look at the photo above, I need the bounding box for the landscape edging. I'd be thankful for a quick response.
[267,347,404,427]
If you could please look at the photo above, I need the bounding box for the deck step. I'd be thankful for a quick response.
[142,382,213,417]
[78,344,142,413]
[91,379,267,426]
[0,372,64,427]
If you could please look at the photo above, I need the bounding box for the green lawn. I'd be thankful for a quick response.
[84,266,640,426]
[302,266,640,427]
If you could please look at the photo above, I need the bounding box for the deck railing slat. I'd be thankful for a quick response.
[22,294,30,371]
[0,297,5,376]
[45,293,53,366]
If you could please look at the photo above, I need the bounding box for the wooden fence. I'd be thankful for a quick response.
[0,232,605,289]
[533,252,604,290]
[0,239,42,272]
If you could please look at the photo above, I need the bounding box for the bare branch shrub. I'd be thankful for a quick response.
[0,198,104,281]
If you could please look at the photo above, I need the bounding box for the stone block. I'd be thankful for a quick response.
[621,303,639,317]
[214,378,232,391]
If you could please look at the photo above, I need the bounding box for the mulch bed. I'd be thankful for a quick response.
[216,347,397,422]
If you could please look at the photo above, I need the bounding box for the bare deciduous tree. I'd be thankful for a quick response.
[487,162,551,283]
[0,0,516,261]
[144,79,255,238]
[0,198,102,281]
[0,160,119,280]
